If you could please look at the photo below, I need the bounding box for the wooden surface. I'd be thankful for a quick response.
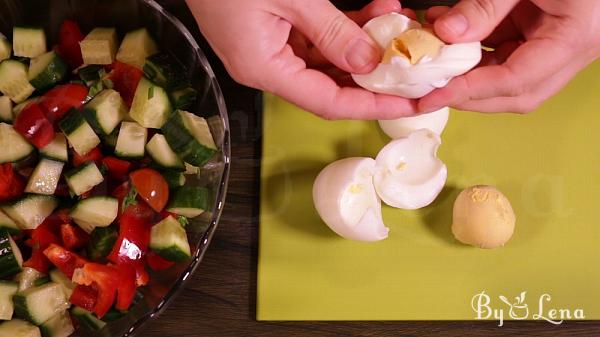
[143,1,600,336]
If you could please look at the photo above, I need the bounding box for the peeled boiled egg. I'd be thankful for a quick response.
[352,13,482,98]
[373,129,447,209]
[378,106,449,139]
[312,157,389,242]
[452,185,516,248]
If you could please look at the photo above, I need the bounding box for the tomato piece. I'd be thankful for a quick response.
[43,243,89,278]
[13,103,55,148]
[57,20,85,69]
[39,84,88,124]
[114,264,137,310]
[69,285,98,312]
[102,156,132,181]
[107,61,143,106]
[71,146,103,167]
[71,263,120,318]
[0,164,25,202]
[146,251,175,271]
[60,223,90,250]
[130,168,169,212]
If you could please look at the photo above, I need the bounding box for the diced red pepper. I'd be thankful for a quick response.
[0,164,25,203]
[72,263,120,318]
[102,156,132,181]
[114,263,137,310]
[57,20,85,69]
[43,243,89,278]
[39,84,88,124]
[146,251,175,271]
[23,217,62,273]
[69,285,98,312]
[107,61,143,106]
[13,103,55,149]
[60,223,90,250]
[23,249,53,273]
[71,146,103,167]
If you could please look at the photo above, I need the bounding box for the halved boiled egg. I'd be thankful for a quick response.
[379,106,449,139]
[373,129,447,210]
[312,157,389,242]
[352,13,482,98]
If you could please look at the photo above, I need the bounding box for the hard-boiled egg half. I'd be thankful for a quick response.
[313,130,446,241]
[352,13,482,98]
[379,106,449,139]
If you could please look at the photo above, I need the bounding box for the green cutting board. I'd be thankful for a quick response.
[258,61,600,321]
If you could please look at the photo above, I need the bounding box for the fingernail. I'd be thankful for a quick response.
[440,12,468,36]
[345,39,378,72]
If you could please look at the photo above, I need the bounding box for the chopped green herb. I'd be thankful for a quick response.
[148,85,155,100]
[102,79,114,89]
[177,216,188,228]
[122,187,138,211]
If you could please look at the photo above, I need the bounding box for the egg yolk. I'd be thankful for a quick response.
[382,28,445,65]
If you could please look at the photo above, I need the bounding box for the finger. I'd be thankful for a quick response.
[418,38,571,112]
[400,8,418,21]
[482,16,522,47]
[267,46,418,119]
[434,0,521,43]
[288,28,331,68]
[346,0,402,26]
[478,40,521,66]
[426,6,451,23]
[283,1,381,74]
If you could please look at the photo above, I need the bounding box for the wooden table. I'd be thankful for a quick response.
[144,2,600,336]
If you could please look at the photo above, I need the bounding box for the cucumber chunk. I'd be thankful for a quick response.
[70,307,106,331]
[143,53,188,89]
[15,268,45,292]
[13,283,70,325]
[64,162,104,196]
[116,28,158,69]
[146,133,184,170]
[13,27,46,58]
[25,159,64,195]
[0,209,20,235]
[83,89,127,135]
[160,170,185,188]
[39,311,74,337]
[150,215,191,262]
[58,108,101,156]
[28,51,68,91]
[1,195,58,230]
[0,122,34,163]
[78,65,105,86]
[0,60,36,103]
[80,28,118,65]
[70,196,118,233]
[48,269,75,299]
[0,96,12,122]
[129,77,172,128]
[166,186,210,218]
[115,121,147,159]
[86,225,118,261]
[0,230,22,279]
[39,133,68,162]
[161,110,217,166]
[0,281,18,320]
[168,87,197,110]
[0,37,11,61]
[0,319,41,337]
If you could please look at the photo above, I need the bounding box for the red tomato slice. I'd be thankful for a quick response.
[0,164,25,202]
[107,61,143,106]
[130,168,169,212]
[102,156,132,181]
[39,84,88,124]
[57,20,85,69]
[71,146,103,167]
[13,102,55,149]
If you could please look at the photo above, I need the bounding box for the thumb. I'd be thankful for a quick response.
[286,1,381,74]
[434,0,520,43]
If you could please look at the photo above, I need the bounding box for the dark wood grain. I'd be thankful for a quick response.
[142,1,600,336]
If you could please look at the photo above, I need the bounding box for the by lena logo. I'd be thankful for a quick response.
[471,291,585,326]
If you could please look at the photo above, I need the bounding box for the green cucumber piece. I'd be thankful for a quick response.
[114,121,147,159]
[15,268,45,292]
[101,127,119,149]
[64,162,104,196]
[83,89,127,135]
[13,27,46,58]
[116,28,158,69]
[28,51,68,91]
[168,87,197,110]
[0,60,35,103]
[39,311,74,337]
[58,108,101,156]
[13,283,69,325]
[80,28,118,65]
[70,307,106,331]
[0,280,18,320]
[143,53,188,89]
[149,215,191,262]
[39,133,68,162]
[160,170,185,188]
[24,159,64,195]
[166,186,210,218]
[86,225,118,261]
[0,209,20,235]
[146,133,184,170]
[0,96,13,122]
[0,37,11,61]
[0,122,34,163]
[0,230,22,278]
[161,110,217,167]
[78,65,105,85]
[48,269,75,299]
[129,77,172,128]
[1,195,58,230]
[0,319,41,337]
[70,196,118,233]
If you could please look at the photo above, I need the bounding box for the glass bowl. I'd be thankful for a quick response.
[0,0,230,336]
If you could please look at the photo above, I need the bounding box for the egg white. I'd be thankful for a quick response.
[379,106,450,139]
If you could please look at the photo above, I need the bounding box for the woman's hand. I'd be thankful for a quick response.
[186,0,418,120]
[419,0,600,114]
